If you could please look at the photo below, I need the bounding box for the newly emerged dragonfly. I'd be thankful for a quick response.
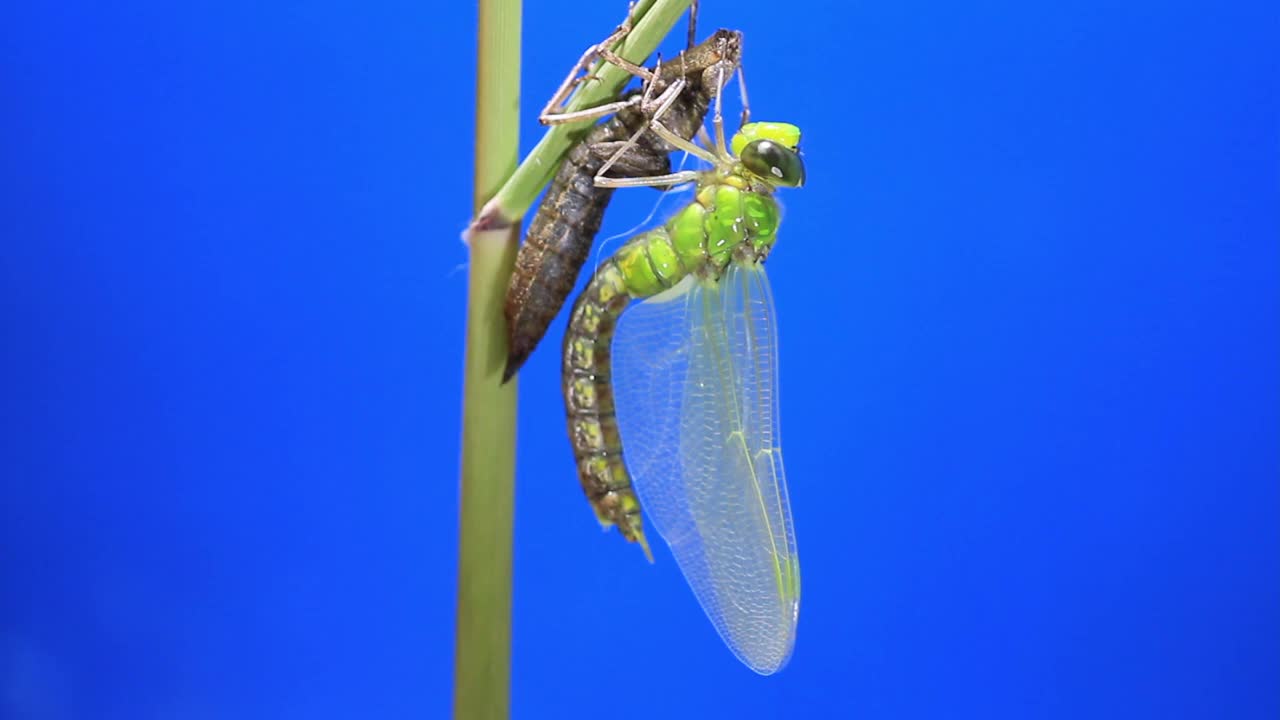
[562,88,806,675]
[503,17,743,381]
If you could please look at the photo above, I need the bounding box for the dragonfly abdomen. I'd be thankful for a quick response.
[562,257,649,555]
[561,180,782,557]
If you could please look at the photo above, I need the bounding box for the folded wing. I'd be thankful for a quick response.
[614,262,799,675]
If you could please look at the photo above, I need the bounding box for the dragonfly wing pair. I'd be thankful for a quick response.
[614,262,799,675]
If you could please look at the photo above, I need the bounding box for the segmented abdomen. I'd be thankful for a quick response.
[562,256,646,552]
[561,181,781,555]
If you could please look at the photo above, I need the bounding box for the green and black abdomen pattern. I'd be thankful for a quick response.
[561,179,782,550]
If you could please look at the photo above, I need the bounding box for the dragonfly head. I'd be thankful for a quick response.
[731,122,805,188]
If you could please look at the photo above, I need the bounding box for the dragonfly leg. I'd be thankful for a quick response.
[595,77,692,178]
[542,95,643,126]
[696,125,713,149]
[538,20,629,124]
[736,65,752,127]
[593,170,701,189]
[646,34,738,164]
[538,7,655,126]
[594,47,657,87]
[687,0,698,51]
[596,119,659,179]
[712,64,730,158]
[589,140,670,179]
[648,116,719,164]
[642,77,721,163]
[631,53,666,122]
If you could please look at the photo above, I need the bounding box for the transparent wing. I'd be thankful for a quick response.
[614,262,799,675]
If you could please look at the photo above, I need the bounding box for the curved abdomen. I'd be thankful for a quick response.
[561,229,691,559]
[561,181,781,556]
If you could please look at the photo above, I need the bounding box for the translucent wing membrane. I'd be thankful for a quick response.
[614,262,799,675]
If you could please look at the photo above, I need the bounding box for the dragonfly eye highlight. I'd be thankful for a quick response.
[740,139,805,188]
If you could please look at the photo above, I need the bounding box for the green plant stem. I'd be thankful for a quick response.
[455,2,690,716]
[456,0,520,717]
[470,0,692,231]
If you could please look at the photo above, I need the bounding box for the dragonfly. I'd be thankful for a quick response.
[561,79,806,675]
[503,16,743,381]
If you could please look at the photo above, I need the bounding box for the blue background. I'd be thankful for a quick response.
[2,1,1276,718]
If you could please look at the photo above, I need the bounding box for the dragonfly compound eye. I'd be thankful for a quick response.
[741,139,806,188]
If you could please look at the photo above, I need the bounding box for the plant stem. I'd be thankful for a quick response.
[455,2,690,717]
[455,0,520,717]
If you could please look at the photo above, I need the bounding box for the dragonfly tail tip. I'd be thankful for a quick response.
[639,535,655,564]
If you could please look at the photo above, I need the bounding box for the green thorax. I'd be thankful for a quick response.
[611,172,783,300]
